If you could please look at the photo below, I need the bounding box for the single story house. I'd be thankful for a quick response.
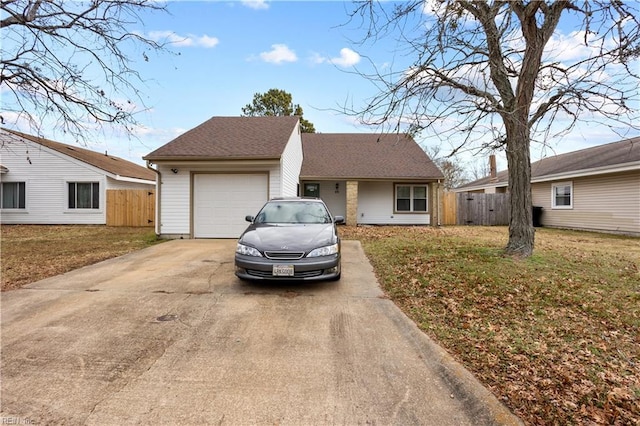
[300,133,444,225]
[0,128,156,225]
[143,116,444,239]
[455,137,640,235]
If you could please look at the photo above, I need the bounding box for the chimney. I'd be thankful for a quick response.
[489,155,497,180]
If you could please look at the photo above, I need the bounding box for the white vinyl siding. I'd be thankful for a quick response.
[0,133,154,225]
[0,138,105,224]
[357,181,430,225]
[107,178,155,190]
[532,171,640,235]
[280,122,303,197]
[156,166,191,236]
[156,162,281,238]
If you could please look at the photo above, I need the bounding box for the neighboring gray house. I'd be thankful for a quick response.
[0,128,156,225]
[456,138,640,235]
[144,116,444,239]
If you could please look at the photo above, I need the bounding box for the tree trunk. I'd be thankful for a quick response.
[504,122,534,257]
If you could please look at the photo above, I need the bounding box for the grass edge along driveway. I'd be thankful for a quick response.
[339,226,639,426]
[3,224,639,425]
[1,225,161,292]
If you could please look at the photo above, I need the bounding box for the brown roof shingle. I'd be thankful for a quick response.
[144,116,300,161]
[458,137,640,189]
[2,128,155,181]
[300,133,444,180]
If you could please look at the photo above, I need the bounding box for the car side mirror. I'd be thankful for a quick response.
[245,215,255,223]
[334,216,345,224]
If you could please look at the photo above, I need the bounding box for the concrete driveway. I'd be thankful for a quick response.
[1,240,521,425]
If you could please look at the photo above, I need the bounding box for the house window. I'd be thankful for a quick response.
[68,182,99,209]
[395,184,428,212]
[1,182,26,209]
[303,183,320,198]
[552,182,573,209]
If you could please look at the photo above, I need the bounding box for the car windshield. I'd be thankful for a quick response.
[254,201,332,224]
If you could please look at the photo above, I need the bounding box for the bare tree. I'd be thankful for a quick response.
[1,0,170,141]
[349,0,640,256]
[425,145,469,190]
[469,157,491,181]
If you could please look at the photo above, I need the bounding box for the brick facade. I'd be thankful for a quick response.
[346,181,358,226]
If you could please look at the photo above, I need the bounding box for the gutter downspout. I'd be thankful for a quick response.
[146,160,161,237]
[437,179,441,226]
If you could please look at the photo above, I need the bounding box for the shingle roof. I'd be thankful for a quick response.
[300,133,444,180]
[1,128,155,181]
[144,116,300,161]
[458,137,640,189]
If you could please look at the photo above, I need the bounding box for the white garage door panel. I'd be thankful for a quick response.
[194,174,268,238]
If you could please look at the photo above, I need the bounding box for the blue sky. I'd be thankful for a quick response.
[5,1,640,174]
[82,1,387,165]
[133,1,374,134]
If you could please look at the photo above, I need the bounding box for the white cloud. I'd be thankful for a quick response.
[147,31,219,48]
[241,0,269,10]
[311,48,361,67]
[259,44,297,64]
[330,48,361,67]
[195,35,220,48]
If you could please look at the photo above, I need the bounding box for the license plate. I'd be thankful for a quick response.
[272,265,294,277]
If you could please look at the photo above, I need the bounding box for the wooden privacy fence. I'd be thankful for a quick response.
[456,192,509,226]
[440,191,510,226]
[441,191,458,225]
[106,189,155,227]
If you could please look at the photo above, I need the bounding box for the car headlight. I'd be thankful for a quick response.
[236,243,262,257]
[307,243,339,258]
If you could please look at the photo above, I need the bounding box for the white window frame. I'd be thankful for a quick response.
[551,181,573,209]
[67,181,100,210]
[395,184,428,213]
[1,181,27,210]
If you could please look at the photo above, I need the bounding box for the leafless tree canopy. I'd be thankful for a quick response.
[348,0,640,256]
[1,0,169,141]
[350,0,639,148]
[425,145,470,190]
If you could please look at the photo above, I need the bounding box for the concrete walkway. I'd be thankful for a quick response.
[1,240,522,425]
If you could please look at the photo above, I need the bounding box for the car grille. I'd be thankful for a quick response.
[246,269,323,278]
[264,251,305,260]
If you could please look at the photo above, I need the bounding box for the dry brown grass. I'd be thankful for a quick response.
[340,225,639,425]
[1,225,160,291]
[2,224,638,424]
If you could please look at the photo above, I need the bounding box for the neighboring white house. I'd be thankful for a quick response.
[455,137,640,236]
[144,116,445,239]
[0,128,156,225]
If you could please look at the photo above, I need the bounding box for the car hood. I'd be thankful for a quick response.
[239,223,337,252]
